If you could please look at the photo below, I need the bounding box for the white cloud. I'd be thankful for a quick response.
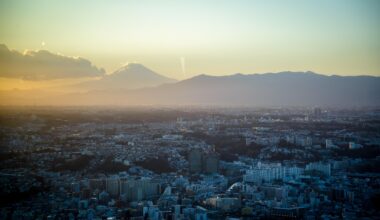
[0,44,105,80]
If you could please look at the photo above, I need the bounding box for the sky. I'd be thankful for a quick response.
[1,0,380,84]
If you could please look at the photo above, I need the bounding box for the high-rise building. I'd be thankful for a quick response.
[120,178,161,201]
[306,162,331,176]
[203,154,219,174]
[89,178,104,191]
[188,149,219,174]
[243,163,303,184]
[188,149,202,173]
[106,176,119,197]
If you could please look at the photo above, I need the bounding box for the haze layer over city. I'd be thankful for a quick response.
[1,0,380,219]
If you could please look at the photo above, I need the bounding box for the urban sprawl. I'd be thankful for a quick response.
[0,107,379,219]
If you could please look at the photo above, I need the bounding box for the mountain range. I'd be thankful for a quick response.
[1,64,380,107]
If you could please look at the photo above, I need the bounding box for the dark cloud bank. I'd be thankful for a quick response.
[0,44,104,80]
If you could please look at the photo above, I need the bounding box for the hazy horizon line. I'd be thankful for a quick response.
[1,43,379,83]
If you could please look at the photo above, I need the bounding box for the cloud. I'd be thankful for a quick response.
[0,44,105,80]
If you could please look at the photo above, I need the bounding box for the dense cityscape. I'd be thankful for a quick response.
[0,107,379,219]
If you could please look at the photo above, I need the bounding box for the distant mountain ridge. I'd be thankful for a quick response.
[2,70,380,107]
[124,71,379,107]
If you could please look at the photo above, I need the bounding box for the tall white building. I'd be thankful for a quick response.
[243,163,303,184]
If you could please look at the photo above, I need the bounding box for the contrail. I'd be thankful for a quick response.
[180,57,186,77]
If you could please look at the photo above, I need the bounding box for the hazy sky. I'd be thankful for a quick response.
[1,0,380,80]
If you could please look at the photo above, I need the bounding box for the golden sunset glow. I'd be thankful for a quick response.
[0,0,380,106]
